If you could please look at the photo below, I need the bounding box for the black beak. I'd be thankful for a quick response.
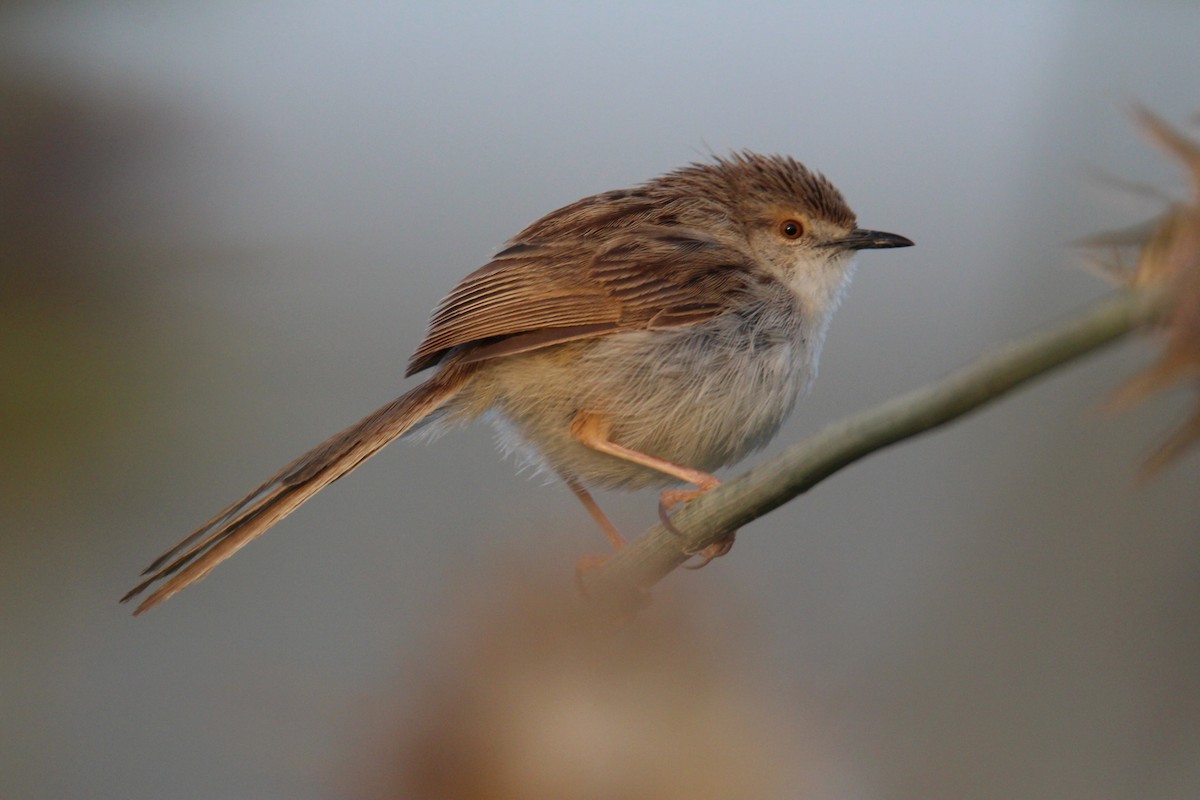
[830,228,914,251]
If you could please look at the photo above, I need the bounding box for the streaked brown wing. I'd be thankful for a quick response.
[405,225,755,375]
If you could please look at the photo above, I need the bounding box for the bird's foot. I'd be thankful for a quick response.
[657,483,736,568]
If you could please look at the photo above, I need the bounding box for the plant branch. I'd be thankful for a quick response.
[584,285,1170,606]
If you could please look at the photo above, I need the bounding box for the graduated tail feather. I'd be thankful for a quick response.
[122,365,474,614]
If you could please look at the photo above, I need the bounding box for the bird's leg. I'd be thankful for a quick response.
[562,472,626,551]
[561,472,653,616]
[569,411,735,567]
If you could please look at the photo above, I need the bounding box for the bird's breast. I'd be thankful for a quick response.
[471,288,822,489]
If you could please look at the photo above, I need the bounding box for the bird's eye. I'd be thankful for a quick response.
[779,219,804,239]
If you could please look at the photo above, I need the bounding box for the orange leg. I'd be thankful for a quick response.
[562,472,625,551]
[570,412,721,490]
[569,411,735,568]
[559,470,626,583]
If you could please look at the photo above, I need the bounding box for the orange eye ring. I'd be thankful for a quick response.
[779,219,804,239]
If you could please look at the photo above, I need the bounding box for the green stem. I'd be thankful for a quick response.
[585,285,1169,605]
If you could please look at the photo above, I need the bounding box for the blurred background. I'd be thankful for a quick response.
[3,2,1198,798]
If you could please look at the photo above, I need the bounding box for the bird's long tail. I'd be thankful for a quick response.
[122,364,475,614]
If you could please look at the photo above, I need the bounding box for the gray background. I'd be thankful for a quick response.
[3,2,1199,798]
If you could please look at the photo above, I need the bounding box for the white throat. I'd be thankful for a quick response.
[784,252,858,380]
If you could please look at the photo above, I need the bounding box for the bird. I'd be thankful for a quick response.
[123,151,912,614]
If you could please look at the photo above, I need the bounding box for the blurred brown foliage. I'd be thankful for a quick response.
[352,570,830,800]
[1081,108,1200,472]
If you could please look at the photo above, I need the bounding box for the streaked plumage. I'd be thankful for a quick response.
[124,152,910,613]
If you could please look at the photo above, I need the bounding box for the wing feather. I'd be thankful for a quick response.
[405,221,757,376]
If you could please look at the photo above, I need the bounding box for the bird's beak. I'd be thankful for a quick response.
[829,228,914,251]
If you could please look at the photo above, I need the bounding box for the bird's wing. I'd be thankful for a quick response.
[406,225,757,375]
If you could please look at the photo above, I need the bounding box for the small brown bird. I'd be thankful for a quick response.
[124,152,911,613]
